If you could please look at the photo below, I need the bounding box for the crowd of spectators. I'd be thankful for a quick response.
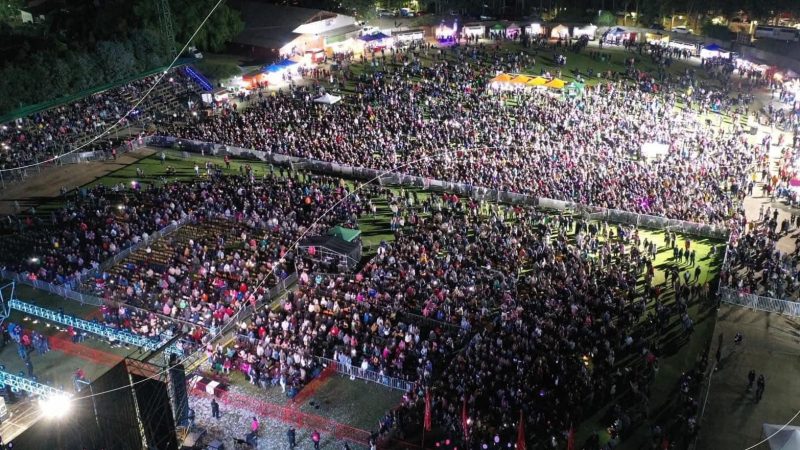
[0,68,196,172]
[168,44,760,225]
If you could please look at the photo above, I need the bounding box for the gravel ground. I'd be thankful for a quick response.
[189,383,370,450]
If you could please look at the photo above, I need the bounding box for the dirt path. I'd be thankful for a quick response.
[0,147,155,215]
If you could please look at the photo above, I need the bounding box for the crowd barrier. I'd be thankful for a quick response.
[97,214,194,273]
[147,136,731,239]
[313,356,415,392]
[0,133,149,190]
[0,269,104,306]
[719,287,800,317]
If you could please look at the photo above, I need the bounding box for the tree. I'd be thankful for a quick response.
[134,0,244,53]
[596,10,616,26]
[0,0,24,24]
[701,21,733,40]
[197,60,241,81]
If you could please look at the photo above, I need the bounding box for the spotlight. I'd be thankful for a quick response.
[39,394,72,419]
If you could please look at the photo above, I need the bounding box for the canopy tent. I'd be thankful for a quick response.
[263,59,298,73]
[545,78,566,89]
[328,225,361,242]
[491,73,514,83]
[565,81,585,97]
[298,235,362,272]
[700,43,732,59]
[436,21,458,39]
[526,23,543,36]
[462,24,485,37]
[763,424,800,450]
[506,23,521,38]
[511,75,532,84]
[527,77,548,86]
[491,23,507,31]
[313,93,342,104]
[641,142,669,159]
[551,24,569,39]
[359,32,389,42]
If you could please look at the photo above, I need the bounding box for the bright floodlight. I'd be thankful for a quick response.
[39,394,72,419]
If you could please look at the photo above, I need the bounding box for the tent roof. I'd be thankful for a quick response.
[764,424,800,450]
[314,93,342,104]
[492,23,507,30]
[492,73,513,83]
[359,32,389,42]
[552,24,569,30]
[299,235,360,256]
[703,43,723,51]
[545,78,565,89]
[511,75,532,84]
[328,226,361,242]
[263,59,297,73]
[527,77,548,86]
[227,1,322,49]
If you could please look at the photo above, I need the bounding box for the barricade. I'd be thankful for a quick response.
[313,356,415,392]
[718,287,800,317]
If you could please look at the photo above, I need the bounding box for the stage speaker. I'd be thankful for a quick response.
[169,364,190,427]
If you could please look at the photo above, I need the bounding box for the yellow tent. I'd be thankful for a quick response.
[527,77,548,86]
[491,73,513,83]
[511,75,532,84]
[545,78,565,89]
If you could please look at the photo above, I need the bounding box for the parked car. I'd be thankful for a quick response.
[376,8,395,17]
[400,7,415,17]
[672,26,693,34]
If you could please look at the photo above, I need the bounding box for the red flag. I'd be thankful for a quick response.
[423,389,432,432]
[516,410,526,450]
[461,397,469,439]
[566,425,575,450]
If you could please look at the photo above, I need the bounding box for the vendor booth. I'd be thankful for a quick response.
[462,24,485,38]
[573,24,597,40]
[489,22,507,39]
[700,43,732,59]
[550,24,570,39]
[525,23,543,37]
[201,87,230,104]
[645,32,669,45]
[603,27,637,43]
[394,28,425,43]
[506,23,522,39]
[359,32,392,51]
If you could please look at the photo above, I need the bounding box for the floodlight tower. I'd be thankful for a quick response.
[155,0,177,55]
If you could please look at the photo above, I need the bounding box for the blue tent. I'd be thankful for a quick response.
[703,43,723,51]
[359,32,389,42]
[263,59,297,73]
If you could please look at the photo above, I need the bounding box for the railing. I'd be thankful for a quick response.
[96,214,194,273]
[718,287,800,317]
[147,136,731,239]
[0,269,104,306]
[313,356,415,392]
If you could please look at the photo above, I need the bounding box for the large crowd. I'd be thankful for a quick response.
[166,45,762,225]
[0,67,196,172]
[1,36,794,450]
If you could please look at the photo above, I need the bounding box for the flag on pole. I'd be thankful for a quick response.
[424,389,432,432]
[461,397,469,439]
[516,410,526,450]
[566,424,575,450]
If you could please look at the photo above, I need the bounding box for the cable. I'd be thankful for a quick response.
[744,408,800,450]
[0,0,227,174]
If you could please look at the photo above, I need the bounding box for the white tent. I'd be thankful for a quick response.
[551,24,570,39]
[764,424,800,450]
[641,142,669,159]
[314,93,342,105]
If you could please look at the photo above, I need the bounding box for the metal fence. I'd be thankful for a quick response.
[148,136,731,238]
[0,269,104,306]
[97,214,194,273]
[718,287,800,317]
[313,356,415,392]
